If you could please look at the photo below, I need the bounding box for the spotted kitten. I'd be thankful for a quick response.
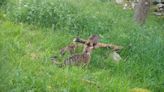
[63,46,93,66]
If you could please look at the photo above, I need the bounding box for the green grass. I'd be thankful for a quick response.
[0,0,164,92]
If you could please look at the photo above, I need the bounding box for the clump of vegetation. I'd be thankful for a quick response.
[6,0,133,35]
[0,0,8,8]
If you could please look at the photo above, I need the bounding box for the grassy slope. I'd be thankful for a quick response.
[0,20,131,92]
[0,0,164,92]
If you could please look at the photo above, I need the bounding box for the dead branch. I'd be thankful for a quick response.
[73,37,86,44]
[95,43,123,51]
[73,37,123,52]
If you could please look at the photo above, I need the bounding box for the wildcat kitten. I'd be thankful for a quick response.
[63,45,93,66]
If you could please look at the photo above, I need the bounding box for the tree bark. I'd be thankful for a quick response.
[134,0,150,24]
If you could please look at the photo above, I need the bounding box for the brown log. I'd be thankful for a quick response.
[73,37,123,51]
[95,43,123,51]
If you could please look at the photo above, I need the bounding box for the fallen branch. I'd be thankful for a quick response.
[73,37,123,52]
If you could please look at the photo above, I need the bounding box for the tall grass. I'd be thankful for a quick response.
[5,0,133,35]
[0,0,164,92]
[0,0,8,8]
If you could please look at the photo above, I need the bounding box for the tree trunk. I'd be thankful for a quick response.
[134,0,150,24]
